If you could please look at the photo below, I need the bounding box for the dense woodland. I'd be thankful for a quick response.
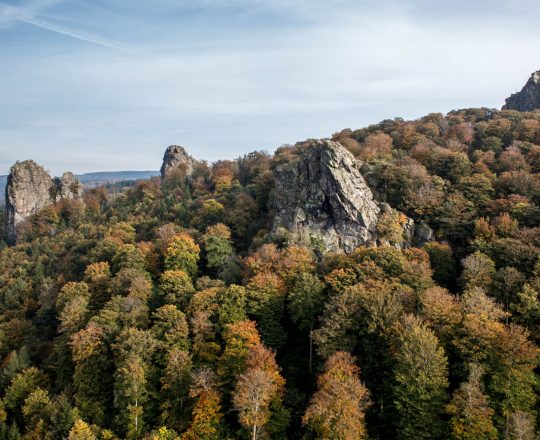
[0,107,539,439]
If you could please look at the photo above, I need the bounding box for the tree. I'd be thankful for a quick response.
[447,364,498,440]
[424,242,457,288]
[419,286,462,342]
[504,411,537,440]
[392,315,449,439]
[191,199,226,231]
[158,270,195,309]
[83,262,112,311]
[246,272,287,349]
[303,352,370,440]
[56,282,91,333]
[164,233,200,279]
[111,244,146,273]
[151,305,190,355]
[182,368,223,440]
[202,223,239,282]
[459,252,496,291]
[287,273,325,372]
[376,209,408,244]
[232,344,286,440]
[2,346,31,385]
[217,320,261,391]
[70,324,113,426]
[160,348,192,432]
[112,328,157,438]
[4,368,48,415]
[68,419,97,440]
[217,285,248,331]
[21,388,54,437]
[313,286,362,359]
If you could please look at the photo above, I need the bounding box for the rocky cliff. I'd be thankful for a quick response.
[271,140,427,253]
[54,172,84,201]
[5,161,83,244]
[503,70,540,111]
[160,145,197,179]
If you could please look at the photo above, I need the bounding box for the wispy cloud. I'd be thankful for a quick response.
[0,1,136,52]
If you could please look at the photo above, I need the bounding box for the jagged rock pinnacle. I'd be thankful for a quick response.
[271,140,424,253]
[160,145,197,179]
[503,70,540,111]
[4,160,83,244]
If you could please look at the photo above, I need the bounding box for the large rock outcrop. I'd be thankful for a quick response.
[4,160,83,244]
[55,172,84,201]
[503,70,540,112]
[160,145,197,179]
[271,140,425,253]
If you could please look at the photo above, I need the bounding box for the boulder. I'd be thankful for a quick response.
[503,70,540,112]
[160,145,197,179]
[414,222,435,244]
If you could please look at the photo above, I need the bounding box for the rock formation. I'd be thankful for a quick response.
[55,172,84,201]
[160,145,197,179]
[4,160,83,244]
[503,70,540,111]
[271,140,428,253]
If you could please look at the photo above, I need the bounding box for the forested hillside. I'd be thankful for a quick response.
[0,107,539,439]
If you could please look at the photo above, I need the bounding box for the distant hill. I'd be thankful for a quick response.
[76,171,160,188]
[0,170,159,204]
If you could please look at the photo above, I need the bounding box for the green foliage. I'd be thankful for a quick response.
[158,270,195,309]
[164,233,200,279]
[392,316,449,439]
[4,368,49,413]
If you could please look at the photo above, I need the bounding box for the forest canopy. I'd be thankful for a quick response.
[0,107,539,439]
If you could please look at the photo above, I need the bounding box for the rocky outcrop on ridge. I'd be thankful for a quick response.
[503,70,540,111]
[4,161,83,244]
[160,145,197,179]
[55,172,84,201]
[271,140,429,253]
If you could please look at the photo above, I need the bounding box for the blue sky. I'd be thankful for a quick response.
[0,0,539,175]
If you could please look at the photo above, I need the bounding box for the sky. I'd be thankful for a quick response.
[0,0,539,175]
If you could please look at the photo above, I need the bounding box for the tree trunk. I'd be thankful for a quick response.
[309,323,313,374]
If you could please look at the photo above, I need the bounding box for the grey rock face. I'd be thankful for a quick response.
[160,145,197,179]
[272,140,414,253]
[415,222,434,243]
[272,140,435,253]
[4,161,83,244]
[503,71,540,111]
[55,172,83,201]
